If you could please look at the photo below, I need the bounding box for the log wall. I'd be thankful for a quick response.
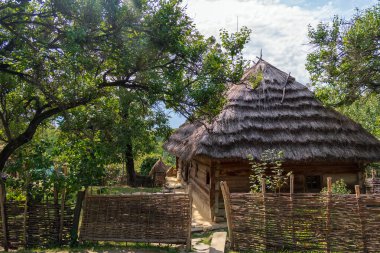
[188,158,212,220]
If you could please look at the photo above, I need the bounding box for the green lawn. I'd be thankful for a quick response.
[89,186,163,195]
[14,242,179,253]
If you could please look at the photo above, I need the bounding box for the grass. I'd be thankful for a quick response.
[192,231,213,245]
[13,241,180,253]
[90,186,163,195]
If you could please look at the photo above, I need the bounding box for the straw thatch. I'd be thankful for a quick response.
[149,159,169,186]
[164,59,380,162]
[149,159,169,177]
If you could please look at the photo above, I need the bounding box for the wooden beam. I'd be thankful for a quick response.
[220,181,234,248]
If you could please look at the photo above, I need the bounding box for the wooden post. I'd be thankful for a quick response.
[70,190,86,246]
[290,174,294,194]
[261,178,266,194]
[289,174,295,248]
[355,185,360,198]
[58,164,68,245]
[186,184,193,252]
[214,163,220,218]
[261,178,267,251]
[327,177,332,193]
[355,184,367,252]
[326,177,332,253]
[0,179,9,251]
[220,181,234,248]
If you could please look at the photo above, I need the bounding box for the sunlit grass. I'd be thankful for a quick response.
[14,241,179,252]
[89,186,163,195]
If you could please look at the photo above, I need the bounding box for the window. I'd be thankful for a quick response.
[206,171,211,185]
[305,175,321,192]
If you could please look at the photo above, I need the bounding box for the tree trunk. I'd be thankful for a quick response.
[125,143,136,186]
[119,92,136,186]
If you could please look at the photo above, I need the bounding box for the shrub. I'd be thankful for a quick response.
[140,157,159,176]
[248,149,292,193]
[321,179,351,194]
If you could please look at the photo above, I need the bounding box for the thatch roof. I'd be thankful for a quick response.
[149,159,169,177]
[164,59,380,163]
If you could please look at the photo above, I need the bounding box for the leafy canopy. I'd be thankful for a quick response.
[306,3,380,106]
[0,0,251,172]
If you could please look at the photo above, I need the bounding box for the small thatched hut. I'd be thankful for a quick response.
[149,159,169,186]
[164,59,380,221]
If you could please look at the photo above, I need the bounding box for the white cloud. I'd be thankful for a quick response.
[183,0,338,84]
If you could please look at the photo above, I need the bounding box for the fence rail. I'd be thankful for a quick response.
[0,201,75,249]
[80,191,192,250]
[221,179,380,252]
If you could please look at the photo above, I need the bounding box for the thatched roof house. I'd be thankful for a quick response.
[149,159,169,186]
[164,59,380,221]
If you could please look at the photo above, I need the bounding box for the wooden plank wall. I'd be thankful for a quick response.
[188,158,212,220]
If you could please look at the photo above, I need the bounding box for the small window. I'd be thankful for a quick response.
[206,171,211,185]
[305,175,321,192]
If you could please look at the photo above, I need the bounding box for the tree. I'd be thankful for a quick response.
[306,3,380,106]
[59,89,172,185]
[0,0,251,246]
[0,0,251,175]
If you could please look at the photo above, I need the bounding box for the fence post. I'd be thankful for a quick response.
[355,185,367,252]
[261,178,266,194]
[70,190,86,246]
[58,165,68,245]
[220,181,234,248]
[326,177,332,253]
[289,174,295,248]
[186,184,193,252]
[261,178,267,251]
[0,179,9,251]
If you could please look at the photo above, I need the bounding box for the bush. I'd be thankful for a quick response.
[321,179,351,194]
[140,157,159,176]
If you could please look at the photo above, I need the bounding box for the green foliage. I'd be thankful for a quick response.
[219,26,252,83]
[248,149,292,193]
[140,156,160,176]
[0,0,251,183]
[306,3,380,106]
[336,94,380,138]
[248,70,263,89]
[321,179,351,194]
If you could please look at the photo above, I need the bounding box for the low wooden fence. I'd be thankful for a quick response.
[0,201,75,249]
[221,179,380,252]
[80,191,192,250]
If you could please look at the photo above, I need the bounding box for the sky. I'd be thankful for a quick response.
[168,0,378,128]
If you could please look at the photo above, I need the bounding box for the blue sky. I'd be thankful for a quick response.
[168,0,378,128]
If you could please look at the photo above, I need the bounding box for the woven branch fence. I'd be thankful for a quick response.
[80,191,192,250]
[221,178,380,253]
[0,201,75,248]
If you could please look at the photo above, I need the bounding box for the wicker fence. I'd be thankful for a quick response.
[221,179,380,252]
[80,192,192,249]
[366,178,380,193]
[0,201,75,249]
